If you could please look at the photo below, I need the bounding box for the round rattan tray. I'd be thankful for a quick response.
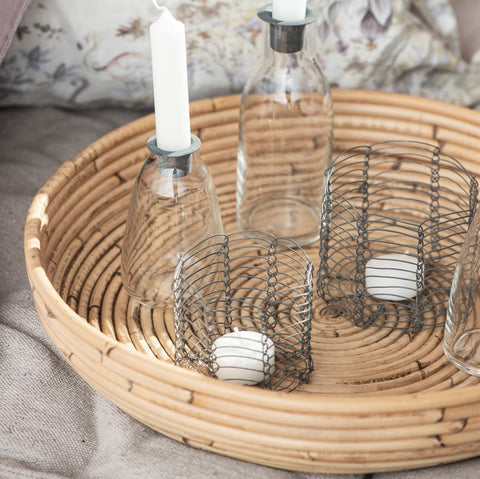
[25,90,480,474]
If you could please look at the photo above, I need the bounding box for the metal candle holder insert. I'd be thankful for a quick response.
[146,134,201,177]
[258,4,317,53]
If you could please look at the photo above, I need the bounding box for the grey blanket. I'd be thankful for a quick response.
[1,106,479,478]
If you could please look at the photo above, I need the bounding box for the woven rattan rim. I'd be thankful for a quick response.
[25,90,480,473]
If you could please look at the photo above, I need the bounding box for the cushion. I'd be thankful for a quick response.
[0,0,476,108]
[451,0,480,61]
[0,0,30,62]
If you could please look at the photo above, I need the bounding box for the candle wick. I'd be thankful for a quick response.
[152,0,167,13]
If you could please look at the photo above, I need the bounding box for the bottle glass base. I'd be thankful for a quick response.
[238,197,320,246]
[444,330,480,377]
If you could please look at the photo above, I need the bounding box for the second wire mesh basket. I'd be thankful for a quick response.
[317,141,478,332]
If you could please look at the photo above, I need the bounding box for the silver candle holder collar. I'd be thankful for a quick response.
[146,134,201,178]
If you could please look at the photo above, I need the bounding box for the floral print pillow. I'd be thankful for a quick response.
[1,0,479,108]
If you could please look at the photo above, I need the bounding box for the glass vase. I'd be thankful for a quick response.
[444,204,480,376]
[237,4,333,246]
[121,134,223,309]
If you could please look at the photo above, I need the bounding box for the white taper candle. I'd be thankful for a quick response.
[272,0,307,21]
[150,3,191,151]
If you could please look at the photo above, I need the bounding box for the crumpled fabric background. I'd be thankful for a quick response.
[0,0,30,63]
[2,0,480,108]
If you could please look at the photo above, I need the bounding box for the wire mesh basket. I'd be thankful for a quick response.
[317,140,478,332]
[174,231,313,392]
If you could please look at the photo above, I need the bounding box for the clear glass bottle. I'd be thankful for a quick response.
[237,5,333,246]
[121,135,223,309]
[444,206,480,376]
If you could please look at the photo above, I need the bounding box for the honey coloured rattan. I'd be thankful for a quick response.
[25,90,480,474]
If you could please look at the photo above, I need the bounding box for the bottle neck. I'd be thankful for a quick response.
[258,6,318,57]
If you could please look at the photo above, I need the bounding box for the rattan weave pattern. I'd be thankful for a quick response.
[25,90,480,473]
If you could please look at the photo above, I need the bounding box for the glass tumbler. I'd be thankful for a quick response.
[121,135,223,309]
[444,206,480,376]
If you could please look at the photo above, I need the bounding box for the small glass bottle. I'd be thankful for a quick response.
[121,135,223,309]
[237,4,333,246]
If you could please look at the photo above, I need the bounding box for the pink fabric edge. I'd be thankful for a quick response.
[0,0,31,63]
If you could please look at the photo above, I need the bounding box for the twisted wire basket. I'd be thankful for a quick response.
[317,140,478,332]
[174,231,313,391]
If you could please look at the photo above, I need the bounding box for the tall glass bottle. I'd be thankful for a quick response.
[121,135,223,309]
[237,4,333,246]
